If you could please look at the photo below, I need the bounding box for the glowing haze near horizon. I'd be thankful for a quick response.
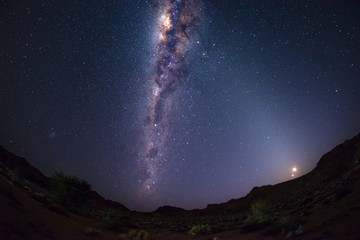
[1,1,360,211]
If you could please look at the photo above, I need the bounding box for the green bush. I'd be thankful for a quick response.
[251,200,273,223]
[188,224,212,236]
[50,172,91,209]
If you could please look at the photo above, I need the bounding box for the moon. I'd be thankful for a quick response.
[291,166,297,177]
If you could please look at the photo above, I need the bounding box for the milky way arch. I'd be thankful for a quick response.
[139,0,199,195]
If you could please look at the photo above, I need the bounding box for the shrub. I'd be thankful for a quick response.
[120,229,149,240]
[100,208,131,230]
[188,224,212,236]
[50,172,91,209]
[9,167,23,182]
[251,200,273,223]
[242,217,268,233]
[277,215,303,233]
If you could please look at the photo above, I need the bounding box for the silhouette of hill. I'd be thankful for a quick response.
[0,146,49,187]
[0,145,128,212]
[203,133,360,214]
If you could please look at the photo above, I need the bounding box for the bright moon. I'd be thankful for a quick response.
[291,167,297,178]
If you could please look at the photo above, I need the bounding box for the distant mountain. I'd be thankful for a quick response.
[154,205,189,216]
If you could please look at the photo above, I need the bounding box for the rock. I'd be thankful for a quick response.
[286,231,294,238]
[295,224,304,235]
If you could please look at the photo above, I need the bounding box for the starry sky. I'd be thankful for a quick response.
[1,0,360,211]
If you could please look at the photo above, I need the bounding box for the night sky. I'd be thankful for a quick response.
[1,0,360,211]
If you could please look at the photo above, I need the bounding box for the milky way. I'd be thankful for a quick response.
[139,0,199,195]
